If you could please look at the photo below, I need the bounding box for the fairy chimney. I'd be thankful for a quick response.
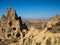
[0,7,28,41]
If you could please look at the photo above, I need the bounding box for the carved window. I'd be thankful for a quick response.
[7,34,11,37]
[16,32,20,38]
[47,28,52,30]
[13,27,16,30]
[9,21,12,26]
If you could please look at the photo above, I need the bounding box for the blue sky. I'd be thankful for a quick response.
[0,0,60,19]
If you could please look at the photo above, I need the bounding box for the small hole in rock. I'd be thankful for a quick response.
[7,34,11,37]
[22,32,25,37]
[2,28,5,32]
[47,28,52,30]
[13,27,16,30]
[16,32,20,38]
[9,22,12,26]
[36,43,41,45]
[14,40,17,43]
[0,39,2,41]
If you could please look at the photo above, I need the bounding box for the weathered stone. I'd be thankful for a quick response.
[0,7,28,45]
[46,15,60,33]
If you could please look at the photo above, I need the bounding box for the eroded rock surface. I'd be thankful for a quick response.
[0,7,28,45]
[0,7,60,45]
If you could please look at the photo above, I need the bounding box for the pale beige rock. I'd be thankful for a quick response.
[0,7,60,45]
[0,7,28,45]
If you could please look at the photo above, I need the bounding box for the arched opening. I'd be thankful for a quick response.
[13,27,16,30]
[7,34,11,37]
[16,32,20,38]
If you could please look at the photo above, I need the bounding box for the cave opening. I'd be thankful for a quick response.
[13,27,16,30]
[16,32,20,38]
[7,34,11,37]
[9,21,12,26]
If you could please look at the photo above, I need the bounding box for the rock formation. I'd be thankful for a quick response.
[46,15,60,33]
[0,7,60,45]
[0,7,28,45]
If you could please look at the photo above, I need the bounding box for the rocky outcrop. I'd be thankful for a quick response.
[46,15,60,33]
[0,7,60,45]
[0,7,28,45]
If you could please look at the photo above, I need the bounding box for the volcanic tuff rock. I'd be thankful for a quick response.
[23,15,60,45]
[0,7,60,45]
[46,15,60,33]
[0,7,28,45]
